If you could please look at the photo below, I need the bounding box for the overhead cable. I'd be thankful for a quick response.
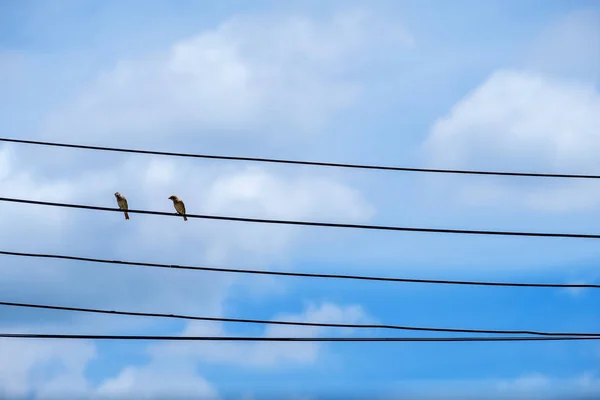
[1,333,599,341]
[1,250,597,288]
[1,137,598,179]
[2,300,598,337]
[1,197,600,239]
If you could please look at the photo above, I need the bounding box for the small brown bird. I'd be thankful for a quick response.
[114,192,130,220]
[168,195,187,221]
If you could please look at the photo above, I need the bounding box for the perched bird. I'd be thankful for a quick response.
[168,195,187,221]
[114,192,130,220]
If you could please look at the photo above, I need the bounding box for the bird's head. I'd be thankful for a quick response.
[168,195,178,201]
[114,192,121,198]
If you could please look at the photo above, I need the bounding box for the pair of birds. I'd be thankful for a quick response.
[114,192,187,221]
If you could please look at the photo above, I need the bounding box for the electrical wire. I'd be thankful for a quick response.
[2,197,600,239]
[1,250,597,288]
[3,143,598,348]
[1,300,598,337]
[1,333,599,341]
[1,137,599,179]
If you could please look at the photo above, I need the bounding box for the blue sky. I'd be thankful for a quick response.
[0,0,600,399]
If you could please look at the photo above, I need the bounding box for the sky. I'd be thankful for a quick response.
[0,0,599,399]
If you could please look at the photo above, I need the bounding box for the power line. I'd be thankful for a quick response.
[1,250,597,289]
[1,137,599,180]
[0,333,599,341]
[3,300,598,337]
[2,197,600,239]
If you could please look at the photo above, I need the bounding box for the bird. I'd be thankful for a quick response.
[168,195,187,221]
[114,192,130,220]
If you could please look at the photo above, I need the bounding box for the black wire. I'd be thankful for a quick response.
[2,137,599,179]
[1,300,598,337]
[1,250,597,288]
[0,333,599,341]
[2,197,600,239]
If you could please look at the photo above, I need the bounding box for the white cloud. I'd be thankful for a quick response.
[0,153,373,316]
[117,158,374,267]
[496,372,551,392]
[421,69,600,212]
[94,361,218,400]
[205,165,373,221]
[40,303,367,399]
[0,16,377,394]
[0,339,95,399]
[0,303,368,399]
[386,372,600,399]
[424,70,600,171]
[0,7,378,278]
[0,338,219,400]
[0,7,395,400]
[149,302,371,368]
[0,132,372,400]
[495,372,600,399]
[421,9,600,214]
[42,10,412,146]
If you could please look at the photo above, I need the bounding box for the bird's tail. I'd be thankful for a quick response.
[183,215,188,221]
[124,211,130,220]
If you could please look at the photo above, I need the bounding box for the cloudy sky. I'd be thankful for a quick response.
[1,0,599,399]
